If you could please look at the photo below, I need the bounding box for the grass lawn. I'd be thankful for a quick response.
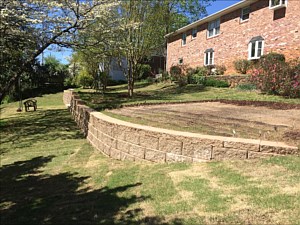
[78,82,300,111]
[1,92,300,224]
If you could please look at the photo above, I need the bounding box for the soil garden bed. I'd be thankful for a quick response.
[106,101,300,147]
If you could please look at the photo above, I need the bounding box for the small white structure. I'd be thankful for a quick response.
[109,58,127,81]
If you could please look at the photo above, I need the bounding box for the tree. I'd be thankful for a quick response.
[0,0,118,102]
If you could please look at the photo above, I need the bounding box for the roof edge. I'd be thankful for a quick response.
[165,0,258,38]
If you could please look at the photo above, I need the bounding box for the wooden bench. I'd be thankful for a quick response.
[24,99,37,112]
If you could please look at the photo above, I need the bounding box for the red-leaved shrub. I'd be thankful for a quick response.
[250,54,300,98]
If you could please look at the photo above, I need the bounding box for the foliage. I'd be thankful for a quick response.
[170,65,187,87]
[236,83,257,91]
[170,66,182,77]
[0,0,117,102]
[186,67,208,85]
[204,65,215,76]
[260,52,286,62]
[76,70,94,88]
[250,54,300,98]
[137,64,152,80]
[205,79,230,88]
[234,59,252,74]
[214,65,227,75]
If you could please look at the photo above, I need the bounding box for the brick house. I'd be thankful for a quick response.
[166,0,300,74]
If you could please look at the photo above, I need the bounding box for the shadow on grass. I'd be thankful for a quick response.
[0,109,83,149]
[79,84,206,111]
[0,156,183,225]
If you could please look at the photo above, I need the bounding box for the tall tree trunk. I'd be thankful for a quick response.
[127,60,134,97]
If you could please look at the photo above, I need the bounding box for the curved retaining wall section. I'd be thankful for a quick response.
[64,90,299,163]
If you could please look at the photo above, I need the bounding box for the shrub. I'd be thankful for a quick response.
[170,65,182,77]
[260,52,285,62]
[186,66,208,84]
[234,59,251,74]
[170,65,187,87]
[215,65,227,75]
[205,65,215,75]
[137,64,152,80]
[236,83,257,91]
[250,53,300,98]
[76,70,94,88]
[191,74,206,85]
[205,78,229,88]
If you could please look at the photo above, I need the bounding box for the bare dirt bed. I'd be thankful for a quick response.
[108,101,300,147]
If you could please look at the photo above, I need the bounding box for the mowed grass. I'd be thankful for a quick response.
[78,82,300,111]
[1,92,300,224]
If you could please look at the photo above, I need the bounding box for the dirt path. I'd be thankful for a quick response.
[108,102,300,147]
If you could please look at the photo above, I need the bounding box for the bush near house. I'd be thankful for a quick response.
[234,59,252,74]
[250,53,300,98]
[214,65,227,75]
[205,78,230,88]
[170,65,187,87]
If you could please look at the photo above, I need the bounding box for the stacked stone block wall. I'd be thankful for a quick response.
[209,75,250,87]
[63,90,299,163]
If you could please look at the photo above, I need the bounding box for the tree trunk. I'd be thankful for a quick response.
[127,60,134,97]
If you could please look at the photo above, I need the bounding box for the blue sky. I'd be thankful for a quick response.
[44,0,240,65]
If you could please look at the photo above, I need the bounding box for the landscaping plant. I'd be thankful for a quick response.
[250,53,300,98]
[234,59,252,74]
[170,65,187,87]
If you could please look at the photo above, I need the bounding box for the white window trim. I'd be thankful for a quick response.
[204,51,214,66]
[248,40,264,60]
[207,18,220,38]
[182,33,187,46]
[269,0,287,10]
[192,28,197,39]
[240,7,250,22]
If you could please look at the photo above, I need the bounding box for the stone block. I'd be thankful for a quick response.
[120,152,135,161]
[213,147,247,160]
[166,153,193,163]
[145,149,166,163]
[102,143,111,156]
[224,141,259,151]
[97,139,104,151]
[125,129,140,145]
[102,133,117,148]
[129,144,145,159]
[140,134,159,150]
[182,141,212,160]
[115,125,127,141]
[159,137,182,154]
[194,147,212,160]
[117,140,132,153]
[110,148,121,160]
[192,158,209,163]
[248,151,280,159]
[259,144,299,155]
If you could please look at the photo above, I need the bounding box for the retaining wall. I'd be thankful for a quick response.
[209,75,250,88]
[64,90,299,163]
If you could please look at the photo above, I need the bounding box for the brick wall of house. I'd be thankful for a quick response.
[166,0,300,74]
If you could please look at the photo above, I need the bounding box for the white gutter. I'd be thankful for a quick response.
[165,0,258,38]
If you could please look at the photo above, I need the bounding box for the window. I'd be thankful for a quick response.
[204,48,214,66]
[269,0,287,9]
[179,58,183,65]
[207,18,220,38]
[241,7,250,21]
[192,28,197,39]
[182,33,186,46]
[248,36,264,59]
